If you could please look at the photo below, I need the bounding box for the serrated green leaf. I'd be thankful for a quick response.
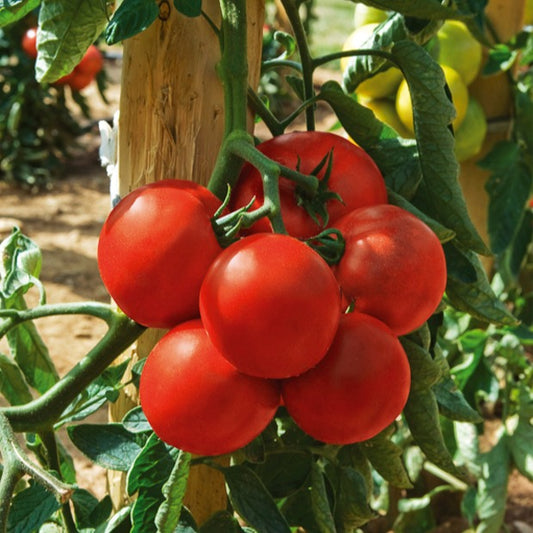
[403,388,463,478]
[68,423,143,472]
[309,461,336,533]
[453,422,482,477]
[174,0,201,17]
[483,44,517,75]
[476,431,510,533]
[0,352,32,405]
[390,40,488,255]
[0,0,40,28]
[444,242,518,326]
[224,464,291,533]
[7,481,61,533]
[479,140,533,254]
[333,466,376,530]
[155,450,191,533]
[36,0,108,82]
[433,376,483,423]
[401,337,442,390]
[127,432,175,495]
[105,0,159,45]
[361,430,413,489]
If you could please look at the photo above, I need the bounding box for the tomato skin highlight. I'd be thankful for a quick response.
[333,204,447,336]
[199,233,342,379]
[230,131,388,238]
[97,180,222,329]
[140,320,280,456]
[282,311,411,444]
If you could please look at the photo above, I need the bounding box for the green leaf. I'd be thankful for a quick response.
[155,450,192,532]
[388,190,455,243]
[403,388,463,478]
[71,489,112,529]
[0,0,40,28]
[453,422,482,478]
[333,466,376,530]
[433,376,483,423]
[252,451,312,498]
[0,352,32,405]
[36,0,109,83]
[401,337,442,390]
[122,406,152,434]
[483,44,517,75]
[391,41,488,255]
[444,242,518,326]
[224,464,291,533]
[105,0,159,45]
[281,486,321,533]
[127,432,175,494]
[67,423,143,471]
[361,429,413,489]
[7,481,61,533]
[309,461,336,533]
[479,140,533,254]
[507,383,533,481]
[7,306,59,394]
[476,432,510,533]
[0,227,44,307]
[174,0,201,17]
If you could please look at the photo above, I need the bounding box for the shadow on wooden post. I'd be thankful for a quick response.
[107,0,265,525]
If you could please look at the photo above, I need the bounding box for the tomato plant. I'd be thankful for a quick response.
[97,180,222,329]
[199,233,341,378]
[140,320,280,456]
[333,203,447,336]
[282,310,411,444]
[230,130,388,238]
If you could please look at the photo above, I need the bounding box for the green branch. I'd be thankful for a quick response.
[0,305,145,433]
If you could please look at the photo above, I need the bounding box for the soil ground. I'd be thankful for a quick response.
[0,61,532,531]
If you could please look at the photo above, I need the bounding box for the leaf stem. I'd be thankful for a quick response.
[279,0,315,130]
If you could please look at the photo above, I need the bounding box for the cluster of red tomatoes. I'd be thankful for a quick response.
[22,28,104,91]
[97,131,447,457]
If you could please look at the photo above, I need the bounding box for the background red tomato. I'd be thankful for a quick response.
[230,131,388,238]
[282,311,411,444]
[140,320,281,456]
[199,233,341,378]
[22,28,38,58]
[97,180,222,328]
[334,204,447,335]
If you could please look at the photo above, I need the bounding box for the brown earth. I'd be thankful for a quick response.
[0,64,531,531]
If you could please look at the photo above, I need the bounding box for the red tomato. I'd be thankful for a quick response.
[97,180,222,328]
[333,204,447,336]
[199,233,341,379]
[140,320,280,456]
[60,70,94,91]
[22,28,38,59]
[76,45,104,76]
[282,311,411,444]
[230,131,387,238]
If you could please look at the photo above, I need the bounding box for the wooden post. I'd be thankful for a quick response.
[459,0,526,271]
[108,0,265,524]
